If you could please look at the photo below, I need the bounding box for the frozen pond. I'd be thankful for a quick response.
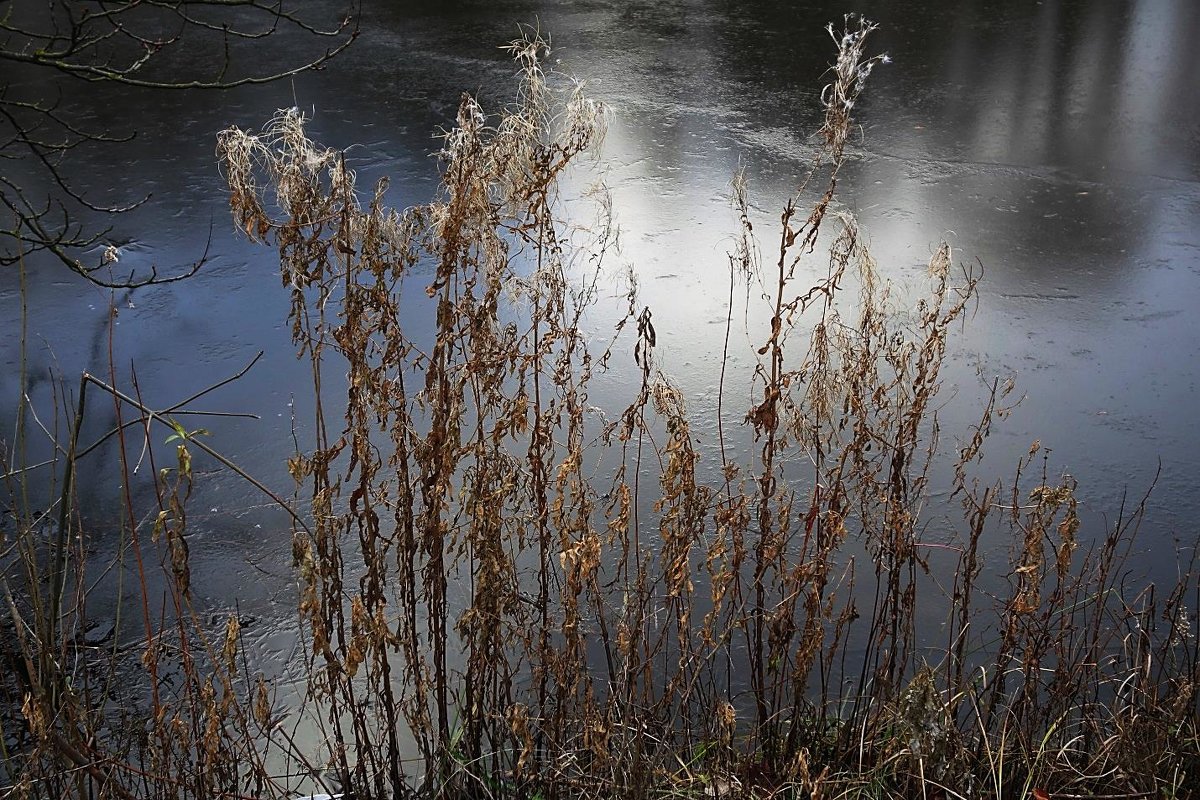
[3,0,1199,676]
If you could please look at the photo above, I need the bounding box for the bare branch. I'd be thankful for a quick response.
[0,0,359,287]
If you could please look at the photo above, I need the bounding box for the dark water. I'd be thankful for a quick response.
[3,0,1199,672]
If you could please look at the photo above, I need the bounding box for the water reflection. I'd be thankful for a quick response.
[2,0,1197,639]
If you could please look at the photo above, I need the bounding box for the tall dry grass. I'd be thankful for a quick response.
[2,16,1196,800]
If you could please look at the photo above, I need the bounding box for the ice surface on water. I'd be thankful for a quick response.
[3,0,1198,704]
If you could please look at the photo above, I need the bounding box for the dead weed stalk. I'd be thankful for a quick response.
[4,14,1187,800]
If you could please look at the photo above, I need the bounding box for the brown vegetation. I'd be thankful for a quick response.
[2,17,1196,800]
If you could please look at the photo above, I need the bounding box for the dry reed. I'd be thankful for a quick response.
[2,16,1195,800]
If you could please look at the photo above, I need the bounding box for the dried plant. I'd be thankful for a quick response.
[210,17,1197,799]
[2,15,1194,800]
